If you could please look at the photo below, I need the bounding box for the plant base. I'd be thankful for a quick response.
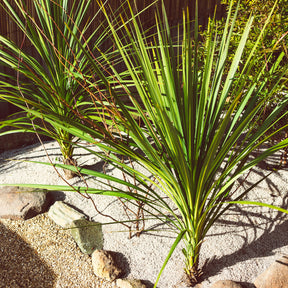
[185,266,203,286]
[63,157,78,180]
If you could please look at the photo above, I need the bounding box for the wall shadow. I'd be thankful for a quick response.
[0,222,56,287]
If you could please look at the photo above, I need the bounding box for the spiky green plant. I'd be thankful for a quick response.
[2,0,288,285]
[0,0,112,177]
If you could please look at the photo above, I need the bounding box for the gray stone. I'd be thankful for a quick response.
[92,250,122,281]
[254,255,288,288]
[70,218,103,255]
[210,280,243,288]
[0,186,51,220]
[48,201,86,228]
[116,278,147,288]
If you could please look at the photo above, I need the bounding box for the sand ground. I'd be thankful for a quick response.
[1,140,288,288]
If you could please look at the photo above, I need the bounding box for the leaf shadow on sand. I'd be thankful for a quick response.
[201,162,288,287]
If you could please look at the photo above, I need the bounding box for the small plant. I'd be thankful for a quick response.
[0,0,150,235]
[0,0,110,178]
[2,0,288,286]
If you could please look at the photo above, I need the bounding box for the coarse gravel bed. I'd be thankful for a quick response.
[0,213,117,288]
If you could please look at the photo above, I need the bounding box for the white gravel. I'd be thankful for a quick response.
[1,140,288,288]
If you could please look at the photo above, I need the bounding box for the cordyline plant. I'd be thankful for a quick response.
[2,0,288,286]
[0,0,112,178]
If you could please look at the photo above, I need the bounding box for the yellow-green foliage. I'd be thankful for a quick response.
[218,0,288,138]
[220,0,287,75]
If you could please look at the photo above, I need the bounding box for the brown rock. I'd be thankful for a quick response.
[0,186,51,220]
[254,255,288,288]
[116,278,147,288]
[92,250,122,281]
[210,280,243,288]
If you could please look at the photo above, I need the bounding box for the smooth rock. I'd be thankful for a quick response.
[70,218,103,255]
[92,250,122,281]
[210,280,243,288]
[48,201,85,228]
[116,278,147,288]
[0,186,51,220]
[254,255,288,288]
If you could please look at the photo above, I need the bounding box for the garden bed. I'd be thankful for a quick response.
[1,141,288,287]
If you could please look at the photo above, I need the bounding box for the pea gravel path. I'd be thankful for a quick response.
[0,213,116,288]
[1,141,288,288]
